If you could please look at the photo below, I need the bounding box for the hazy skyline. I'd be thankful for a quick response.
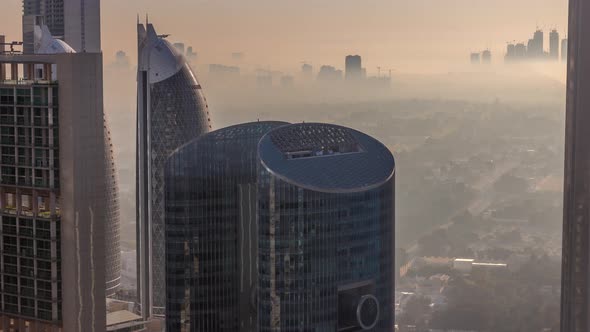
[2,0,567,73]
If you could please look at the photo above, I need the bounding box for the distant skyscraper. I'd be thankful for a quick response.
[562,38,568,62]
[505,43,516,62]
[136,21,211,318]
[301,63,313,80]
[280,75,294,88]
[113,50,131,69]
[550,29,560,60]
[186,46,197,62]
[345,55,363,80]
[257,123,395,331]
[173,42,185,55]
[318,65,343,81]
[470,52,480,64]
[515,43,527,58]
[482,50,492,64]
[0,43,111,332]
[561,0,590,330]
[165,121,288,332]
[22,0,65,53]
[528,29,544,58]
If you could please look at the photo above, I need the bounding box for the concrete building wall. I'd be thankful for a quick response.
[56,52,107,332]
[64,0,101,52]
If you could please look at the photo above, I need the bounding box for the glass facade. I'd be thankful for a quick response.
[165,122,287,332]
[257,123,395,332]
[561,0,590,330]
[139,61,211,316]
[0,84,62,324]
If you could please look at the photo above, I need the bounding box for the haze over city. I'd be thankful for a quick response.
[2,0,588,331]
[2,0,568,72]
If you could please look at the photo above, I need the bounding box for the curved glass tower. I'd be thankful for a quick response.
[165,121,288,332]
[104,116,121,296]
[136,22,211,317]
[257,123,395,331]
[31,25,122,298]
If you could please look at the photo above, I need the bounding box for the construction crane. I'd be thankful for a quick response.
[0,41,23,54]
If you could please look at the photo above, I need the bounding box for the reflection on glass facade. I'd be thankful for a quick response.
[257,123,395,332]
[165,122,288,331]
[137,22,211,317]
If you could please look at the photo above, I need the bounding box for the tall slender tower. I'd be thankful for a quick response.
[561,0,590,330]
[24,0,122,299]
[136,21,211,318]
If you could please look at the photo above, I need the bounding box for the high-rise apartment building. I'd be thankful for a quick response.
[527,29,544,58]
[550,29,560,60]
[165,121,288,332]
[0,47,110,331]
[561,0,590,330]
[22,0,100,53]
[22,0,65,53]
[482,50,492,64]
[345,55,363,80]
[562,38,568,62]
[257,123,395,331]
[136,21,211,318]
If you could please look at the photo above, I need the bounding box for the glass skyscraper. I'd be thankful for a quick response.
[165,121,288,332]
[136,21,211,318]
[257,123,395,331]
[561,0,590,330]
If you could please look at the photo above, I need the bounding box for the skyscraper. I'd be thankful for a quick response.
[24,0,123,299]
[0,45,110,332]
[22,0,65,53]
[22,0,100,53]
[470,52,480,64]
[550,29,560,60]
[527,29,544,58]
[257,123,395,331]
[136,21,212,318]
[345,55,363,80]
[561,0,590,330]
[482,50,492,64]
[301,63,313,80]
[63,0,101,52]
[165,121,288,332]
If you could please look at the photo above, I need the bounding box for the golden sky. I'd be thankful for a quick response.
[2,0,568,73]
